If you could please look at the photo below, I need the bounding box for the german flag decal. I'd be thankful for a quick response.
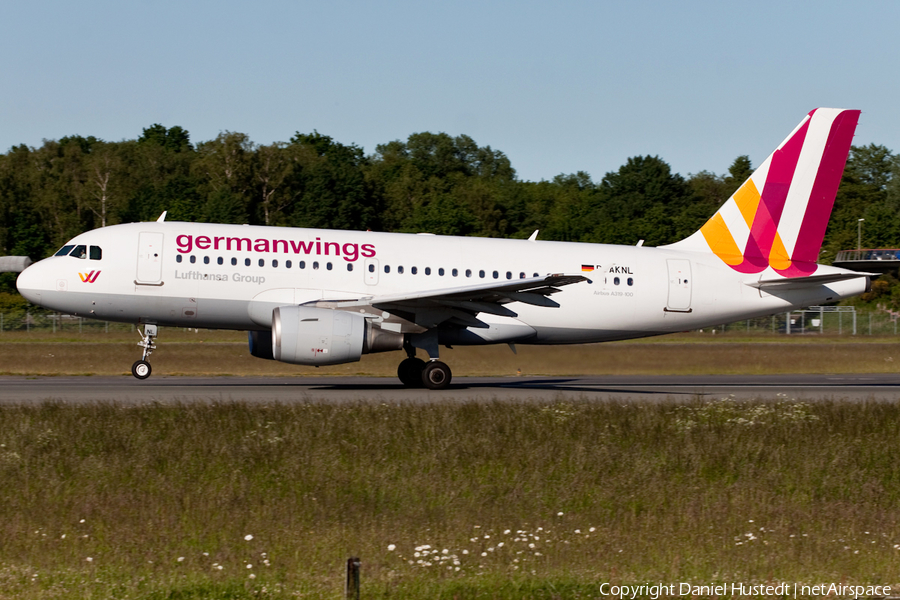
[581,265,595,272]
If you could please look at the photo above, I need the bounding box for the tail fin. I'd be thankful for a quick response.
[669,108,860,276]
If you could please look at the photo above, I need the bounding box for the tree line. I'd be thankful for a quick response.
[1,124,898,295]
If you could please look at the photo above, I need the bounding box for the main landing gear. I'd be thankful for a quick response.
[397,341,452,390]
[132,324,157,380]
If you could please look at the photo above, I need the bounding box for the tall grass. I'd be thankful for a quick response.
[1,399,899,598]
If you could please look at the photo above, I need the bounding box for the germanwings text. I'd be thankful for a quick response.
[175,234,375,262]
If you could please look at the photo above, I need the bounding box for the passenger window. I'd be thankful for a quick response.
[231,257,237,266]
[452,268,458,277]
[203,256,209,264]
[520,272,525,279]
[217,257,223,265]
[627,277,634,286]
[313,261,319,270]
[72,245,87,259]
[398,266,404,274]
[425,267,431,275]
[245,258,251,266]
[55,245,75,257]
[439,268,445,276]
[89,246,102,260]
[614,277,620,285]
[326,262,332,270]
[190,255,196,264]
[466,269,472,277]
[368,264,375,273]
[412,267,418,275]
[286,260,292,268]
[492,271,499,279]
[506,271,512,279]
[272,259,278,267]
[346,263,353,271]
[176,255,183,263]
[258,259,265,267]
[299,261,306,269]
[479,270,485,278]
[384,265,390,273]
[533,273,539,278]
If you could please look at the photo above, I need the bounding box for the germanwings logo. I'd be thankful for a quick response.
[696,108,859,277]
[78,270,101,283]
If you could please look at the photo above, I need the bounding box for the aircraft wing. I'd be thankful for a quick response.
[745,271,875,291]
[314,274,588,329]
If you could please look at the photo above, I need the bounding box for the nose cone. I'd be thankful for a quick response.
[16,262,44,305]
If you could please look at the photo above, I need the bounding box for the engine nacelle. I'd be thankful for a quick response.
[272,306,403,366]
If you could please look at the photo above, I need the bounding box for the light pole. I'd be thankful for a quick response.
[858,218,865,251]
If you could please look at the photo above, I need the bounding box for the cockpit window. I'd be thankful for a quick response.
[89,246,102,260]
[55,245,75,257]
[72,245,87,259]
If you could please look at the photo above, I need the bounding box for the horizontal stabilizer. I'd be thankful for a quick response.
[746,271,874,291]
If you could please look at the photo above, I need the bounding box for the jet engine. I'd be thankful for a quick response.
[271,306,403,366]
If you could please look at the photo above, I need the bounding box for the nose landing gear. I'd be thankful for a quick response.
[132,324,157,380]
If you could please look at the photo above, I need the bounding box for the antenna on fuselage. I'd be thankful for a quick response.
[157,211,167,222]
[528,230,539,242]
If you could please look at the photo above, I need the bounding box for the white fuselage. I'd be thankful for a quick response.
[16,221,868,345]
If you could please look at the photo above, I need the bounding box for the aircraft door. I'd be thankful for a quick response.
[666,259,692,312]
[364,258,379,285]
[136,232,164,284]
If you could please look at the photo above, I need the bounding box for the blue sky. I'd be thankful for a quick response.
[2,1,898,182]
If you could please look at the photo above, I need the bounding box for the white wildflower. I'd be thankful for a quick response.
[244,534,254,541]
[387,544,396,551]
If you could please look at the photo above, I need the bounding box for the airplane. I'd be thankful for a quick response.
[16,108,870,389]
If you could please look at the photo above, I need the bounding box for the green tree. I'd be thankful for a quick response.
[192,132,255,223]
[589,156,699,246]
[823,144,895,260]
[288,131,376,231]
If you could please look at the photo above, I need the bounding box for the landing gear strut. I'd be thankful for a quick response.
[132,324,157,380]
[397,339,452,390]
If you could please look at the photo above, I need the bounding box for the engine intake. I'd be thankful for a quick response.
[271,306,402,366]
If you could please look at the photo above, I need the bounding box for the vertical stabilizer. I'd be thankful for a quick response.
[668,108,860,276]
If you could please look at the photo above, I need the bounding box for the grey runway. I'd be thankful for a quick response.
[1,374,899,403]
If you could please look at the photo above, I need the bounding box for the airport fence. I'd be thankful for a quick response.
[0,311,136,334]
[699,306,900,336]
[0,306,897,337]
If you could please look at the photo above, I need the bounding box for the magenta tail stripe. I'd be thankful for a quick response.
[748,117,811,259]
[788,110,861,265]
[728,116,811,273]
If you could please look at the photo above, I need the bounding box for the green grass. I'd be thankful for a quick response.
[1,399,900,598]
[2,331,900,376]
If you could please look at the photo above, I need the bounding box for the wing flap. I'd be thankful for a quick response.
[310,273,587,329]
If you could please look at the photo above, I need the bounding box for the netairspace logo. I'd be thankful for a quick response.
[597,582,892,599]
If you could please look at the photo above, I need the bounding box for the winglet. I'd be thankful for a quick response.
[157,211,168,222]
[528,230,539,242]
